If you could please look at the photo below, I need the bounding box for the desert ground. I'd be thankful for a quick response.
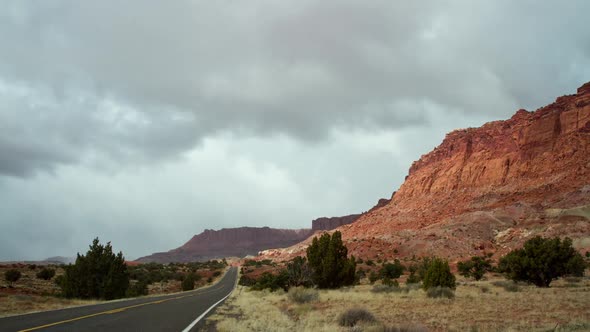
[202,274,590,332]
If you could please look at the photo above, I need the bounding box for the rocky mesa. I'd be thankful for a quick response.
[261,82,590,262]
[136,227,315,263]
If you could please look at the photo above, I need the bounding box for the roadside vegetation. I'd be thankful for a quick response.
[0,238,228,317]
[210,235,589,331]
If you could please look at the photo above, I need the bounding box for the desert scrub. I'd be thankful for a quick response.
[371,284,406,294]
[288,287,319,304]
[338,308,377,327]
[426,286,455,299]
[491,280,519,292]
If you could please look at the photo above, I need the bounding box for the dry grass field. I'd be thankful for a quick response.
[203,275,590,332]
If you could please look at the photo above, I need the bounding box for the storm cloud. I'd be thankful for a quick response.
[1,1,589,260]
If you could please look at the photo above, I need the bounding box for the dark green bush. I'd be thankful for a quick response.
[458,254,492,280]
[36,268,56,280]
[498,236,585,287]
[382,276,399,287]
[338,308,377,327]
[251,271,289,292]
[127,280,149,297]
[380,260,405,280]
[422,258,456,290]
[182,273,196,291]
[426,286,455,299]
[238,274,257,287]
[369,271,379,284]
[4,269,21,285]
[407,257,433,284]
[59,238,129,300]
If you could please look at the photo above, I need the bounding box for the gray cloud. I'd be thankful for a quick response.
[0,0,589,260]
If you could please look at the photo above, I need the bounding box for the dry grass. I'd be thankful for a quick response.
[203,275,590,332]
[0,294,98,318]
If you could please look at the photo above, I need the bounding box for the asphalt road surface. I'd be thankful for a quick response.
[0,266,237,332]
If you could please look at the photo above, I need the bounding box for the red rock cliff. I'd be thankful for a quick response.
[262,82,590,262]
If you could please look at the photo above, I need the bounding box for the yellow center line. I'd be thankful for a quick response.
[17,284,229,332]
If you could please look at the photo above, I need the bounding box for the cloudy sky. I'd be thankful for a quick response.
[1,1,589,261]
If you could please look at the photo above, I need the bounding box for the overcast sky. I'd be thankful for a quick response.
[1,1,589,261]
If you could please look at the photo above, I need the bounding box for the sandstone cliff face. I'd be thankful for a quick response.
[136,227,314,263]
[261,82,590,262]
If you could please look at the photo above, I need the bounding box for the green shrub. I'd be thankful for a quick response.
[406,272,421,284]
[36,268,56,280]
[182,273,196,291]
[252,271,289,292]
[426,286,455,299]
[213,271,221,277]
[407,257,433,284]
[54,275,65,287]
[306,231,356,289]
[59,238,129,300]
[380,260,405,280]
[369,271,379,284]
[338,308,377,327]
[4,269,21,286]
[238,274,257,287]
[382,276,399,287]
[287,287,319,304]
[127,280,149,297]
[458,254,492,280]
[422,258,456,290]
[498,236,585,287]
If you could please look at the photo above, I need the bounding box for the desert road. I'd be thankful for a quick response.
[0,266,237,332]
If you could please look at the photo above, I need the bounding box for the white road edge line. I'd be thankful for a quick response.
[181,272,236,332]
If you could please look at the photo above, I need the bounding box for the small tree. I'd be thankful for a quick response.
[458,254,492,281]
[5,269,21,286]
[36,268,56,281]
[498,236,585,287]
[422,258,456,290]
[60,238,129,300]
[306,231,356,289]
